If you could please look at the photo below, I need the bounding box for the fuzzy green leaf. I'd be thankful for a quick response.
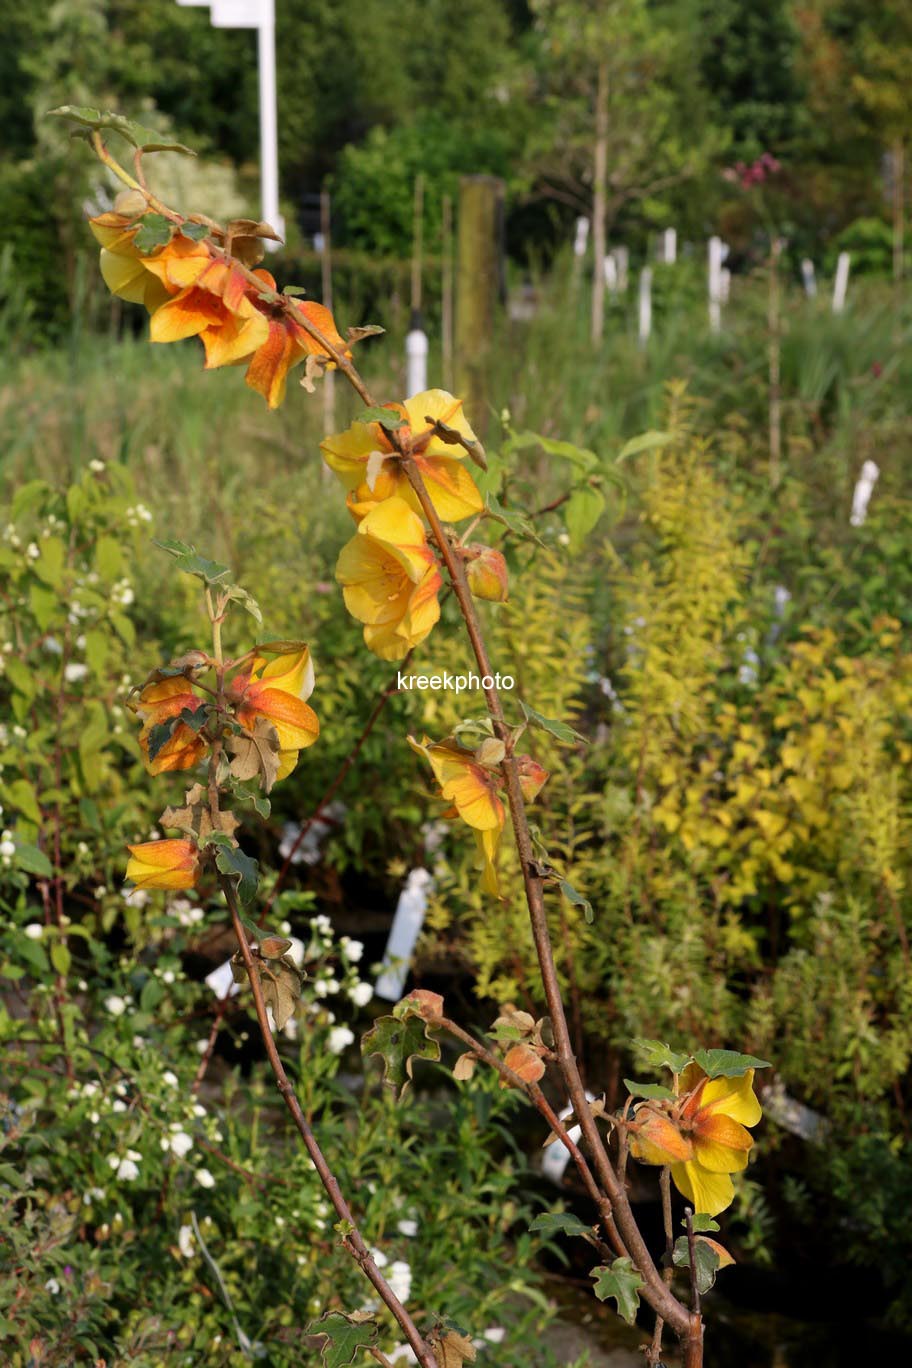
[361,1014,441,1099]
[518,699,587,745]
[692,1049,771,1079]
[591,1257,643,1324]
[631,1038,692,1075]
[215,846,259,906]
[673,1235,722,1294]
[308,1311,378,1367]
[530,1211,592,1239]
[623,1078,677,1102]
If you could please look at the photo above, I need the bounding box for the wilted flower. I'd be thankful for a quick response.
[408,735,505,895]
[131,677,208,775]
[336,498,442,661]
[126,839,199,891]
[229,647,319,780]
[244,271,351,408]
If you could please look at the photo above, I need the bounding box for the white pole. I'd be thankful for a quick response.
[800,258,817,298]
[374,869,433,1001]
[603,254,618,293]
[832,251,851,313]
[256,1,283,247]
[638,267,652,345]
[708,235,723,332]
[406,327,428,396]
[850,459,880,526]
[613,245,629,292]
[574,216,590,257]
[663,227,677,264]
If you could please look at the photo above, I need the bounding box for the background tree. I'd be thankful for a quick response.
[524,0,721,341]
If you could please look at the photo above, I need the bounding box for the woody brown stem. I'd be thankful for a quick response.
[220,876,437,1368]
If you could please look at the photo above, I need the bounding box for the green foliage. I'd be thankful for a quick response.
[590,1257,643,1325]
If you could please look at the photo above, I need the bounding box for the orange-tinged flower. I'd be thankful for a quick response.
[88,210,171,311]
[517,755,549,803]
[336,498,442,661]
[126,838,199,890]
[669,1066,762,1216]
[229,647,320,781]
[629,1109,694,1167]
[321,388,484,523]
[244,271,351,408]
[133,677,208,775]
[408,735,506,895]
[149,253,270,366]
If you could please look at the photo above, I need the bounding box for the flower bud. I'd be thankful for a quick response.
[465,545,509,603]
[113,189,148,219]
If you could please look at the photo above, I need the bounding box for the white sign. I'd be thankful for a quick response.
[638,267,652,345]
[832,251,851,313]
[211,0,264,26]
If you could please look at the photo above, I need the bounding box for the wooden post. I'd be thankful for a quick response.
[320,188,335,444]
[441,194,454,390]
[893,139,904,289]
[410,173,425,316]
[591,60,608,344]
[768,236,782,488]
[455,175,504,424]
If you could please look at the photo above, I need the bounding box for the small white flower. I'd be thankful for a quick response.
[1,839,16,859]
[388,1259,411,1303]
[397,1219,418,1238]
[313,979,329,998]
[195,1167,215,1189]
[483,1328,506,1344]
[349,982,373,1008]
[162,970,176,985]
[192,1103,206,1118]
[122,885,150,909]
[161,1070,179,1087]
[45,1277,61,1295]
[64,663,89,684]
[279,920,291,935]
[23,922,43,940]
[104,995,127,1017]
[195,1038,209,1054]
[88,1111,100,1124]
[169,1131,193,1158]
[89,459,106,473]
[327,1026,354,1055]
[343,939,364,962]
[178,1224,195,1258]
[370,1248,388,1269]
[111,1099,127,1113]
[26,542,40,560]
[387,1348,417,1365]
[116,1158,140,1181]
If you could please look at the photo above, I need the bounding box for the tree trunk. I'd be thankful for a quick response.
[590,60,608,344]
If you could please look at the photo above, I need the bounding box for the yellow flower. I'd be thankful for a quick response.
[126,839,199,890]
[670,1065,762,1216]
[88,210,171,312]
[321,389,483,523]
[335,498,442,661]
[132,677,208,775]
[229,647,320,781]
[408,735,506,895]
[629,1066,762,1217]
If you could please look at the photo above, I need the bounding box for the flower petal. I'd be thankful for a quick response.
[670,1162,735,1218]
